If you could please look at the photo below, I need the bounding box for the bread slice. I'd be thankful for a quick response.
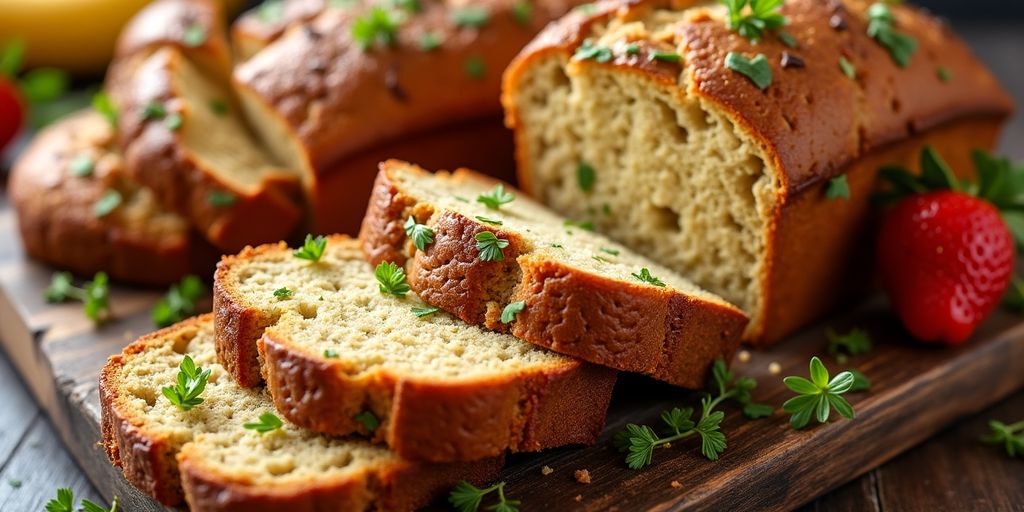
[501,0,1014,345]
[213,235,616,462]
[7,110,216,286]
[231,0,325,61]
[359,160,748,388]
[100,314,502,510]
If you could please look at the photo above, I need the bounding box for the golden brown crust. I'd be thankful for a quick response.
[231,0,326,61]
[214,235,617,462]
[111,47,303,252]
[114,0,232,78]
[7,110,216,286]
[101,315,504,510]
[359,161,747,388]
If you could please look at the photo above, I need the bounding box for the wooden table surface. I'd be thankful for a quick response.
[1,23,1022,512]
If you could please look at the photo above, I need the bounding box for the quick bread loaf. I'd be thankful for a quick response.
[214,235,616,461]
[7,110,216,285]
[502,0,1014,345]
[100,315,501,510]
[359,160,748,388]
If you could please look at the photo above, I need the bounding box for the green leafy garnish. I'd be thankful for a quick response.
[625,43,640,55]
[476,184,515,210]
[44,272,110,323]
[600,247,620,256]
[826,175,850,200]
[825,327,872,364]
[937,66,952,83]
[848,369,871,392]
[475,232,510,262]
[412,305,440,317]
[631,268,666,287]
[354,411,380,432]
[274,287,293,299]
[419,31,442,51]
[866,2,917,68]
[152,275,204,328]
[577,162,596,191]
[161,355,212,411]
[782,356,856,429]
[69,155,94,177]
[404,216,435,251]
[613,359,771,468]
[183,24,207,48]
[721,0,788,43]
[8,479,21,488]
[724,52,771,90]
[244,412,284,433]
[92,92,118,127]
[981,419,1024,458]
[452,7,490,28]
[142,102,166,120]
[838,56,856,79]
[389,0,421,13]
[294,234,328,262]
[207,190,236,207]
[563,218,594,231]
[574,40,613,63]
[501,301,525,324]
[464,56,486,79]
[45,488,118,512]
[165,112,183,131]
[93,189,123,217]
[777,30,798,48]
[209,99,229,116]
[324,348,339,358]
[375,261,411,297]
[449,481,519,512]
[512,0,533,25]
[352,6,401,50]
[648,50,681,63]
[475,216,503,225]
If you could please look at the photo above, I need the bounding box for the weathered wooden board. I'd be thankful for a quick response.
[1,185,1023,512]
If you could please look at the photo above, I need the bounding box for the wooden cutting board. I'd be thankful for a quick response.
[1,193,1022,512]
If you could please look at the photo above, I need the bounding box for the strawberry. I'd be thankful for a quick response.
[875,146,1024,344]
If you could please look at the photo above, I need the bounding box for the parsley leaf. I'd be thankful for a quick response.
[354,411,380,432]
[476,184,515,210]
[577,162,596,191]
[981,419,1024,458]
[475,231,510,261]
[449,481,520,512]
[375,261,411,297]
[93,189,123,217]
[501,301,525,324]
[475,215,503,225]
[721,0,788,43]
[825,327,872,364]
[44,272,110,323]
[244,411,284,433]
[866,2,917,68]
[826,175,850,200]
[274,287,293,299]
[631,268,666,287]
[183,23,207,48]
[294,234,328,262]
[161,355,212,411]
[152,275,205,328]
[404,216,435,251]
[352,6,401,50]
[45,488,74,512]
[725,52,771,90]
[574,40,613,63]
[412,305,440,317]
[451,6,490,28]
[782,356,856,429]
[69,155,95,177]
[45,272,75,303]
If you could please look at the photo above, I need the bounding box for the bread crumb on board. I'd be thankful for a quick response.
[574,494,583,502]
[574,469,592,484]
[671,480,682,489]
[737,350,751,363]
[541,465,554,476]
[768,362,782,375]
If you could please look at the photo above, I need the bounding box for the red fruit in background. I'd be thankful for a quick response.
[0,77,23,152]
[877,190,1014,344]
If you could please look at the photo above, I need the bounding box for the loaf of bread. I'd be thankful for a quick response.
[360,160,748,388]
[214,235,616,461]
[502,0,1014,345]
[231,0,325,60]
[233,0,585,234]
[7,110,216,285]
[100,314,501,510]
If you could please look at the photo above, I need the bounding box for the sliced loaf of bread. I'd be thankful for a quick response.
[7,110,216,285]
[359,160,748,388]
[214,235,616,462]
[100,314,501,510]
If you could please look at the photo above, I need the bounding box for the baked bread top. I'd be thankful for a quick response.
[503,0,1013,193]
[214,235,616,461]
[100,314,501,510]
[359,160,748,387]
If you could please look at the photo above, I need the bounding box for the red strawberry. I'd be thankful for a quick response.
[0,76,23,152]
[877,190,1014,344]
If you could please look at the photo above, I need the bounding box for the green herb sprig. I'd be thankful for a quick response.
[375,261,411,297]
[631,268,666,287]
[44,271,110,324]
[476,184,515,210]
[501,301,525,324]
[574,40,613,63]
[866,3,917,68]
[161,355,212,411]
[721,0,788,43]
[412,305,440,317]
[782,356,856,429]
[354,411,380,432]
[981,419,1024,458]
[244,412,284,433]
[352,6,402,50]
[294,234,328,262]
[825,327,872,364]
[449,481,519,512]
[46,488,118,512]
[826,175,850,200]
[725,52,771,90]
[152,275,205,328]
[404,216,435,251]
[475,232,510,261]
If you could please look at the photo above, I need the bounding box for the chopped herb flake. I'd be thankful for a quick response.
[725,52,772,90]
[475,231,510,261]
[577,162,596,192]
[501,301,525,324]
[93,189,122,217]
[632,268,666,287]
[69,155,94,177]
